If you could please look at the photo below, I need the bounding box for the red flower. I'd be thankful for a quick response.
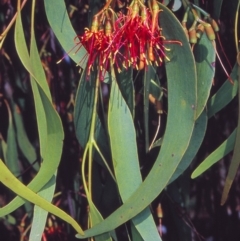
[74,0,182,79]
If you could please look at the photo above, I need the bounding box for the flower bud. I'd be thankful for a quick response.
[209,18,219,32]
[204,23,216,40]
[189,28,197,43]
[91,16,99,32]
[196,24,205,38]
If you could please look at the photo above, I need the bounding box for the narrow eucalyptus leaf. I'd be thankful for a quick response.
[194,33,216,118]
[207,64,238,118]
[0,7,64,217]
[44,0,87,67]
[0,160,84,235]
[169,110,207,184]
[108,69,161,240]
[29,175,57,241]
[12,102,38,171]
[221,60,240,205]
[191,129,236,179]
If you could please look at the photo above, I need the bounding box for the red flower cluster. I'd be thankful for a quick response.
[75,0,182,80]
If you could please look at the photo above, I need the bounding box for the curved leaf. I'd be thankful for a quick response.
[191,129,236,179]
[143,66,152,151]
[0,3,63,217]
[44,0,87,67]
[207,64,238,118]
[221,55,240,204]
[29,175,56,241]
[5,100,19,177]
[194,34,216,118]
[108,69,161,240]
[169,109,207,184]
[0,135,7,161]
[115,67,134,115]
[12,102,38,171]
[74,70,96,148]
[76,4,197,238]
[0,160,84,235]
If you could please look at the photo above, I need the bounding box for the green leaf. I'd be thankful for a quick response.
[3,215,16,225]
[5,100,20,177]
[74,71,96,148]
[168,109,207,184]
[221,57,240,205]
[0,135,7,161]
[194,34,216,118]
[0,4,64,217]
[131,223,144,241]
[0,159,84,235]
[115,67,134,115]
[89,201,112,241]
[143,67,152,151]
[29,175,56,241]
[207,64,238,118]
[76,3,197,238]
[108,69,161,240]
[191,129,236,179]
[44,0,87,67]
[12,102,39,171]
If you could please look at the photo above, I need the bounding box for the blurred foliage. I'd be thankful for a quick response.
[0,0,239,241]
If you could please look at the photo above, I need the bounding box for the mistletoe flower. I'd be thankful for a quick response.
[74,0,182,79]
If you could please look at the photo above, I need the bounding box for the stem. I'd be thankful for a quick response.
[191,3,210,18]
[95,0,113,17]
[0,0,27,49]
[88,73,100,199]
[235,0,240,52]
[93,141,116,181]
[149,114,161,151]
[213,42,234,84]
[31,0,36,33]
[81,144,90,196]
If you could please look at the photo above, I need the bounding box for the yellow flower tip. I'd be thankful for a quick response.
[56,59,63,64]
[165,56,170,61]
[164,46,171,51]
